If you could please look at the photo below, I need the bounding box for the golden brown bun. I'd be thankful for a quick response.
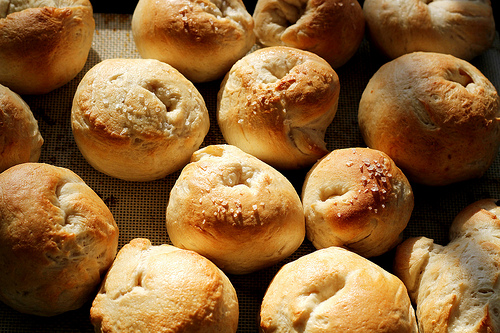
[131,0,255,83]
[217,46,340,170]
[253,0,365,68]
[166,144,305,275]
[363,0,495,60]
[394,199,500,333]
[0,0,95,95]
[90,238,239,333]
[302,148,414,257]
[71,58,210,182]
[358,52,500,186]
[0,84,43,172]
[0,163,118,316]
[259,246,418,332]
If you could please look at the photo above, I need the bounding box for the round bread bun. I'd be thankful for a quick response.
[253,0,365,68]
[259,246,418,332]
[358,52,500,186]
[71,58,210,182]
[217,46,340,170]
[131,0,255,83]
[0,162,118,316]
[0,84,43,172]
[90,238,239,333]
[166,144,305,275]
[0,0,95,95]
[363,0,496,61]
[302,148,414,258]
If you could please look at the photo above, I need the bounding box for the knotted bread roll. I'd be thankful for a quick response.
[71,58,210,182]
[132,0,255,83]
[166,144,305,275]
[358,52,500,186]
[253,0,365,68]
[394,199,500,332]
[302,148,414,258]
[91,238,239,333]
[260,246,418,332]
[217,46,340,170]
[0,0,95,94]
[363,0,496,60]
[0,163,118,316]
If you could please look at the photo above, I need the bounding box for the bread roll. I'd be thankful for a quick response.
[394,199,500,332]
[358,52,500,186]
[259,246,418,332]
[71,58,210,182]
[0,163,118,316]
[363,0,496,61]
[0,84,43,172]
[166,144,305,275]
[0,0,95,95]
[253,0,365,68]
[131,0,255,83]
[302,148,414,258]
[217,46,340,170]
[91,238,238,333]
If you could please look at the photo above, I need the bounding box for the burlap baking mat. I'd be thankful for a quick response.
[1,13,499,332]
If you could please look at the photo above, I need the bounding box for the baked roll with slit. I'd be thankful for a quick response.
[363,0,496,60]
[302,148,414,258]
[358,52,500,186]
[166,144,305,274]
[0,0,95,94]
[260,246,418,332]
[0,163,118,316]
[217,46,340,170]
[91,238,239,333]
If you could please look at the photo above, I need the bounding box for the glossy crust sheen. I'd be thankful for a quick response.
[0,0,95,94]
[394,199,500,333]
[0,84,43,172]
[363,0,495,60]
[217,46,340,170]
[132,0,255,83]
[0,163,118,316]
[302,148,414,258]
[166,144,305,275]
[358,52,500,186]
[71,58,210,182]
[259,246,418,332]
[91,238,239,333]
[253,0,365,68]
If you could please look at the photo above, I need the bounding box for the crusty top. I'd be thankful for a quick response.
[217,46,340,170]
[0,84,43,172]
[260,246,418,332]
[91,238,239,333]
[0,163,118,316]
[394,199,500,333]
